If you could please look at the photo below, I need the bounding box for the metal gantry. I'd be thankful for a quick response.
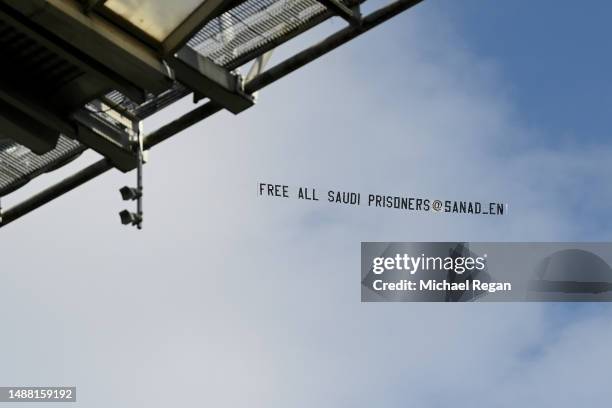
[0,0,425,229]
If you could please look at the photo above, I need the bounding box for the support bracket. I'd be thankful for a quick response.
[119,124,144,229]
[168,47,254,114]
[318,0,361,25]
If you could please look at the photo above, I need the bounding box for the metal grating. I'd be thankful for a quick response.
[103,82,189,120]
[0,136,85,197]
[94,0,341,121]
[188,0,329,68]
[97,0,334,120]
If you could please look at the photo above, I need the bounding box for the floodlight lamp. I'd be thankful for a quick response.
[119,209,142,226]
[120,186,141,201]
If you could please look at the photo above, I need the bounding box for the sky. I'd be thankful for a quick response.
[443,0,612,142]
[1,0,612,407]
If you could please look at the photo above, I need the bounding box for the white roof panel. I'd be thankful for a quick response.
[104,0,205,41]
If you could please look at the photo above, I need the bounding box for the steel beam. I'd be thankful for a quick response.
[162,0,238,56]
[246,0,425,93]
[144,102,222,149]
[0,159,113,227]
[318,0,360,25]
[169,47,254,114]
[81,0,107,14]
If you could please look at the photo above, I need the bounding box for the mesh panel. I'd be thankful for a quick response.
[94,0,334,121]
[98,0,331,120]
[188,0,328,68]
[104,82,189,120]
[0,136,85,196]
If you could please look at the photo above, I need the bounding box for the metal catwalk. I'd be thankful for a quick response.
[0,0,425,228]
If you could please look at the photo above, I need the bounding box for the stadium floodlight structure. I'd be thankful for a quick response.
[0,0,425,229]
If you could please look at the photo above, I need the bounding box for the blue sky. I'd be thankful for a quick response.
[444,0,612,144]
